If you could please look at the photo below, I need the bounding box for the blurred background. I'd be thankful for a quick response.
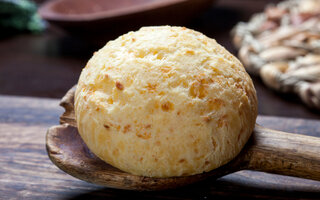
[1,0,319,119]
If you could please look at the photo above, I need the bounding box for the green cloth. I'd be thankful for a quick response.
[0,0,45,33]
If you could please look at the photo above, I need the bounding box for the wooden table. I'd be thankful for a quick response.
[0,95,319,199]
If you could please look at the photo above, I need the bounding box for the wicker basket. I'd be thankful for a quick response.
[232,0,320,110]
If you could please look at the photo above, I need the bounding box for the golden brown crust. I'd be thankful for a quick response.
[75,26,257,177]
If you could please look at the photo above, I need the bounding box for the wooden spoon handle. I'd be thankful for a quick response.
[245,125,320,181]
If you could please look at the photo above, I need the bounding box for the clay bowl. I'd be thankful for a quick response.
[38,0,215,44]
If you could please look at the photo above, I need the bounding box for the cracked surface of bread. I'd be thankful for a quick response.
[75,26,258,178]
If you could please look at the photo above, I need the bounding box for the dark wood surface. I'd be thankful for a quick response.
[0,0,320,119]
[0,95,320,199]
[46,124,320,191]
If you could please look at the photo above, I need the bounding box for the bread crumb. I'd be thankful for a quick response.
[136,132,151,139]
[116,81,124,90]
[112,149,119,156]
[185,50,195,55]
[160,66,172,73]
[189,81,208,99]
[208,98,224,111]
[107,98,113,104]
[203,116,211,123]
[146,83,157,91]
[123,125,131,133]
[161,101,174,111]
[212,138,217,149]
[218,115,228,128]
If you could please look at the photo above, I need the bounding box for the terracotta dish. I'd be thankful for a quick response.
[38,0,215,42]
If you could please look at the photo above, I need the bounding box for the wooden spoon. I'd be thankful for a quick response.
[46,86,320,191]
